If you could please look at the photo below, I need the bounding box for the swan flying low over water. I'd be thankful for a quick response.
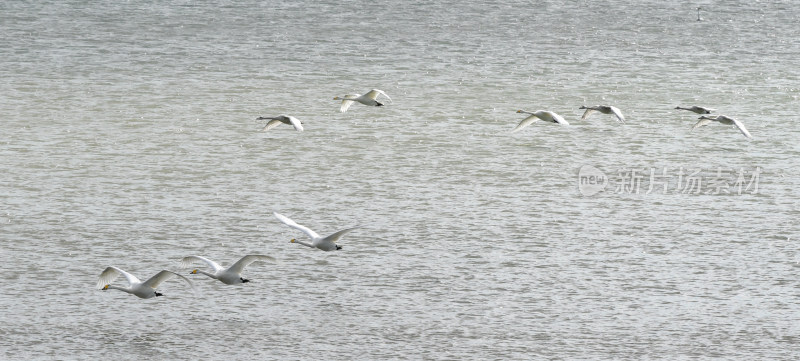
[274,212,361,251]
[257,115,304,132]
[692,115,753,139]
[511,109,569,133]
[97,266,194,299]
[675,105,715,114]
[334,89,392,112]
[180,255,275,285]
[579,105,625,123]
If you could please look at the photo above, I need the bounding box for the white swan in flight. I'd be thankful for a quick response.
[97,266,193,299]
[257,115,304,132]
[333,89,392,112]
[692,115,753,139]
[579,105,626,123]
[274,212,361,251]
[675,105,715,114]
[180,255,275,285]
[511,109,569,133]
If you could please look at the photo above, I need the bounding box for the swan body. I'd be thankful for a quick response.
[696,7,703,21]
[181,255,275,285]
[511,109,569,133]
[692,115,753,139]
[257,115,304,132]
[579,105,625,123]
[333,89,392,112]
[97,266,193,299]
[274,212,361,251]
[675,105,715,114]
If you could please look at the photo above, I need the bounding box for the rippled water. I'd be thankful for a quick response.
[2,1,799,359]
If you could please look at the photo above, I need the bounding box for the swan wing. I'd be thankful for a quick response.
[321,226,362,244]
[143,270,194,290]
[731,118,753,139]
[339,100,355,112]
[365,89,392,103]
[260,119,283,132]
[274,212,321,240]
[550,112,569,125]
[228,255,275,275]
[97,266,140,289]
[180,255,224,272]
[510,115,538,133]
[580,108,597,120]
[338,95,358,112]
[287,116,304,131]
[609,106,625,123]
[691,118,713,130]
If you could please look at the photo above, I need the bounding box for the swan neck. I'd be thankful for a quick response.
[107,284,133,294]
[295,240,314,248]
[197,270,218,279]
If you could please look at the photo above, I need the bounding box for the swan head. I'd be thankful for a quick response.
[240,277,250,283]
[333,96,342,100]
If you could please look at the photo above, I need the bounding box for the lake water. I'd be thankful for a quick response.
[1,1,799,359]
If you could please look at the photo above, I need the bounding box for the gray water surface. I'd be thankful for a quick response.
[1,1,799,359]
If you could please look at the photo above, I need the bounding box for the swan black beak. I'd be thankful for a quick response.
[241,278,250,283]
[336,245,343,250]
[155,292,164,297]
